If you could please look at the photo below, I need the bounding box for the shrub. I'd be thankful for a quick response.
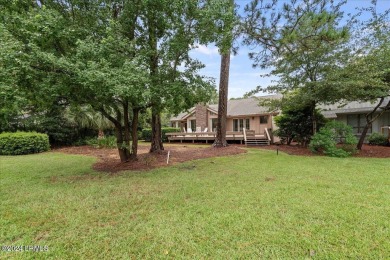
[20,114,99,146]
[141,129,151,141]
[86,136,117,148]
[309,121,357,158]
[0,132,50,155]
[368,133,389,146]
[141,127,180,142]
[274,105,326,146]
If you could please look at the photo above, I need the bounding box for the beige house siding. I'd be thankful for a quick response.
[226,118,233,131]
[225,115,274,134]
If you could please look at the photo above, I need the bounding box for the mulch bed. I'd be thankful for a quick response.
[53,143,388,173]
[53,145,246,173]
[257,144,390,158]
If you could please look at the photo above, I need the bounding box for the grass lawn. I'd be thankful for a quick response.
[0,149,389,259]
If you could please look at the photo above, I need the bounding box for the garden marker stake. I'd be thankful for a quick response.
[167,151,170,165]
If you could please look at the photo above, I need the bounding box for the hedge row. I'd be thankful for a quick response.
[0,132,50,155]
[142,127,180,142]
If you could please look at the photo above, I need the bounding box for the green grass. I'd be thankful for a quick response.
[0,149,389,259]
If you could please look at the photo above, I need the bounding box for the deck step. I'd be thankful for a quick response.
[245,138,270,146]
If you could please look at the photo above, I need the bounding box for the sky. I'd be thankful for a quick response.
[189,0,390,99]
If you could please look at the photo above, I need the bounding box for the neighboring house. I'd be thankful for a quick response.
[170,95,281,135]
[320,97,390,139]
[170,95,390,142]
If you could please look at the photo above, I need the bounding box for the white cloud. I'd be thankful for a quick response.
[194,45,219,55]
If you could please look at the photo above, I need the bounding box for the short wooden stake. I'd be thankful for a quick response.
[166,151,170,164]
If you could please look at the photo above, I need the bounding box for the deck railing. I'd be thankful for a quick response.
[166,131,245,139]
[166,130,268,144]
[264,128,271,141]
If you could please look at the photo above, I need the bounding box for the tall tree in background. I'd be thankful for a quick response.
[214,51,231,147]
[243,0,350,135]
[211,0,237,147]
[141,0,216,152]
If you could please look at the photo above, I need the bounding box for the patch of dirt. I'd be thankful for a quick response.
[53,145,246,173]
[257,144,390,158]
[355,145,390,158]
[258,144,315,156]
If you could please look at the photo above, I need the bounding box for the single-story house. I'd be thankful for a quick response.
[169,95,390,143]
[170,95,281,135]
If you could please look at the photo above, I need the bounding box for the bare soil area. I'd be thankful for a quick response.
[54,145,246,172]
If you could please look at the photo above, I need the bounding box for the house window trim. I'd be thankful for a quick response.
[347,113,372,134]
[233,118,250,132]
[260,115,269,124]
[190,119,196,132]
[210,118,218,132]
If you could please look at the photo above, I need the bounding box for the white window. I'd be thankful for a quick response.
[233,118,250,131]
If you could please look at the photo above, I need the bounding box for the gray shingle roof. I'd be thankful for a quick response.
[226,96,278,116]
[319,97,390,118]
[170,111,191,121]
[171,96,390,121]
[170,95,281,121]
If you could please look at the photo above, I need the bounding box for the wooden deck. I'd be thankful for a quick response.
[166,130,271,145]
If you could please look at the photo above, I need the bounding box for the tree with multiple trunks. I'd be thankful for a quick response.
[1,1,149,161]
[0,0,216,161]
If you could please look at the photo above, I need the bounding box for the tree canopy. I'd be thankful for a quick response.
[0,0,220,161]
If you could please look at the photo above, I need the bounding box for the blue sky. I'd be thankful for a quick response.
[189,0,390,99]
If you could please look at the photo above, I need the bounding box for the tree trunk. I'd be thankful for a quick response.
[356,97,389,150]
[213,52,230,147]
[357,123,371,150]
[150,108,164,152]
[123,101,131,159]
[130,108,140,159]
[311,102,317,136]
[114,125,129,162]
[287,136,293,145]
[98,106,129,163]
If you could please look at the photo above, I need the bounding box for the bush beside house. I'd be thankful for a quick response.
[309,121,358,157]
[368,133,389,146]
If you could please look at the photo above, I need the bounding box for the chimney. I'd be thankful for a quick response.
[195,103,207,131]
